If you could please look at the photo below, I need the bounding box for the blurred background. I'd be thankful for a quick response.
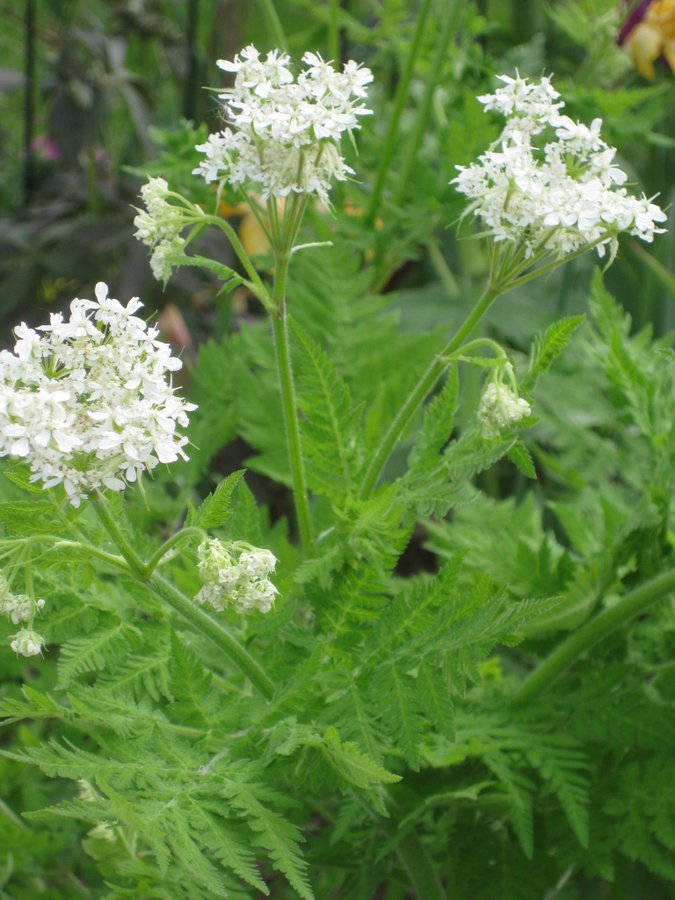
[0,0,673,345]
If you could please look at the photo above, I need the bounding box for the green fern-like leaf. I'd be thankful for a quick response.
[376,660,424,771]
[320,727,401,788]
[224,782,314,900]
[524,314,586,389]
[484,752,536,859]
[293,319,361,501]
[407,365,459,471]
[526,738,590,848]
[57,622,138,688]
[193,470,246,529]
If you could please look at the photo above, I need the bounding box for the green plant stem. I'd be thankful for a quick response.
[359,284,499,498]
[257,0,287,50]
[396,832,447,900]
[328,0,340,63]
[392,0,463,208]
[144,527,205,575]
[202,215,271,306]
[148,573,275,701]
[366,0,433,223]
[91,493,275,700]
[270,257,313,552]
[514,567,675,706]
[91,493,148,579]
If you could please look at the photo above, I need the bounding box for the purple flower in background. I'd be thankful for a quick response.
[618,0,651,44]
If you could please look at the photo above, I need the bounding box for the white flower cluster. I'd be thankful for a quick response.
[133,177,188,283]
[1,574,46,657]
[0,283,196,506]
[193,45,373,203]
[453,74,667,258]
[477,381,531,439]
[0,575,44,625]
[10,629,45,657]
[195,538,278,614]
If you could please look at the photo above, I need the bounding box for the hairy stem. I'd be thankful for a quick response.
[358,284,499,498]
[271,257,313,552]
[144,527,206,575]
[92,493,275,699]
[513,567,675,705]
[148,573,275,701]
[91,493,147,579]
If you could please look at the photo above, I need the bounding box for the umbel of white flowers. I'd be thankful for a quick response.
[193,45,373,202]
[0,283,196,506]
[453,73,667,258]
[195,538,278,615]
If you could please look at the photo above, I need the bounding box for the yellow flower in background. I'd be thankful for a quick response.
[217,196,285,258]
[621,0,675,80]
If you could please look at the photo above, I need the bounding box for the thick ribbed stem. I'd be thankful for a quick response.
[514,567,675,705]
[270,269,313,552]
[148,573,275,700]
[92,493,275,700]
[359,285,499,498]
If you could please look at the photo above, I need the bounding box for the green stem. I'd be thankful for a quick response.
[91,493,148,579]
[513,567,675,705]
[0,536,127,571]
[90,494,274,698]
[366,0,433,223]
[144,527,206,575]
[148,573,275,700]
[328,0,340,63]
[202,215,272,306]
[451,336,507,361]
[270,261,314,552]
[391,0,463,208]
[257,0,287,50]
[396,831,447,900]
[359,284,499,498]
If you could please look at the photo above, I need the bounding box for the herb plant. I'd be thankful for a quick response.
[0,22,673,900]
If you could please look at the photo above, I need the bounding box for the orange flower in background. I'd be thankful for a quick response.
[620,0,675,79]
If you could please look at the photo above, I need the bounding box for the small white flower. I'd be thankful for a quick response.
[478,382,531,439]
[193,45,372,202]
[453,74,667,259]
[195,538,278,615]
[0,284,196,506]
[10,628,45,657]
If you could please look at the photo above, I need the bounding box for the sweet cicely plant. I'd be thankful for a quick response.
[0,51,673,900]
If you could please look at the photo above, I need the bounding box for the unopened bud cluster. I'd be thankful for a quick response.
[133,177,190,284]
[195,539,278,614]
[1,574,46,657]
[477,366,531,439]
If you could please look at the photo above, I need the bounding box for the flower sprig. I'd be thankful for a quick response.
[0,283,195,506]
[193,45,373,204]
[195,538,278,615]
[453,73,667,268]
